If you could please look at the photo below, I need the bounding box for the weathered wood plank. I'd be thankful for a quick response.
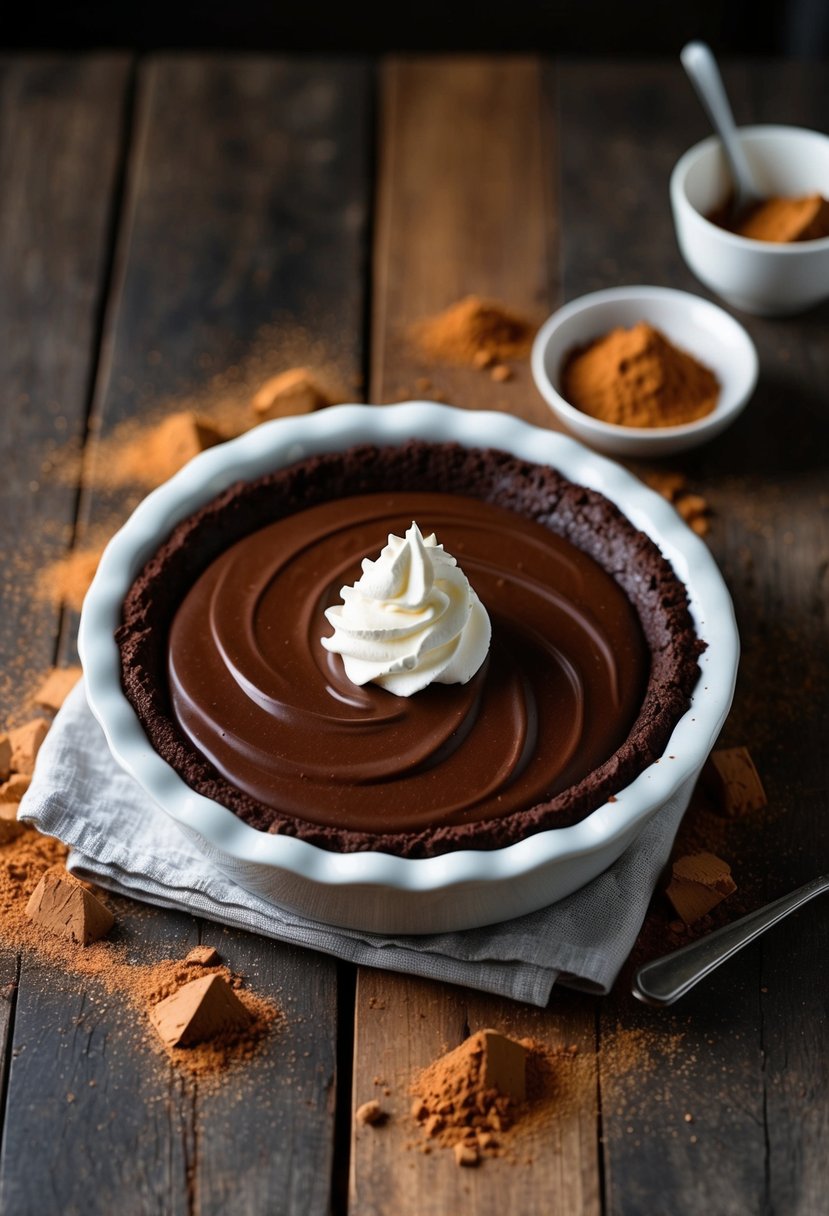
[1,908,198,1216]
[0,54,131,720]
[352,56,600,1216]
[194,930,338,1216]
[0,52,132,1213]
[2,55,372,1215]
[717,62,829,1216]
[350,971,599,1215]
[371,55,557,425]
[557,59,829,1215]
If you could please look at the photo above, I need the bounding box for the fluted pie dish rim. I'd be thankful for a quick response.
[79,403,739,932]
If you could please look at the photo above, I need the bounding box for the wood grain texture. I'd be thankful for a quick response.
[371,56,557,423]
[1,55,373,1215]
[350,971,599,1216]
[713,62,829,1216]
[0,53,131,1213]
[192,929,339,1216]
[557,59,829,1216]
[0,905,198,1216]
[61,53,373,655]
[0,55,131,719]
[352,56,600,1216]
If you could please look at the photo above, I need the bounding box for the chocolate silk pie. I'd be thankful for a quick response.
[117,441,702,858]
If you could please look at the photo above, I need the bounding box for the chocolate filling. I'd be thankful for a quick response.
[117,441,703,857]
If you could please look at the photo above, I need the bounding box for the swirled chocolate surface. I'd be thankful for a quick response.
[168,492,647,833]
[117,441,703,856]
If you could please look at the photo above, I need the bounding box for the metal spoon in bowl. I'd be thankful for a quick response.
[632,872,829,1006]
[680,40,761,220]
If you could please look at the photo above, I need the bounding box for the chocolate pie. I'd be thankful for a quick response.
[117,441,703,858]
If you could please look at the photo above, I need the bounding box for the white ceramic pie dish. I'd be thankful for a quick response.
[79,403,739,934]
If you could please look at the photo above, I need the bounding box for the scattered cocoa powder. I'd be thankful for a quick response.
[0,816,281,1080]
[644,470,713,537]
[0,662,283,1084]
[37,542,107,613]
[410,296,535,366]
[73,331,351,496]
[562,323,719,429]
[630,745,771,966]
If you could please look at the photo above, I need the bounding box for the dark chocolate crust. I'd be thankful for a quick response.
[116,441,704,857]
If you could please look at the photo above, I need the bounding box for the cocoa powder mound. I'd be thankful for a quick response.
[410,1032,588,1163]
[410,296,536,366]
[411,1031,518,1152]
[562,323,719,429]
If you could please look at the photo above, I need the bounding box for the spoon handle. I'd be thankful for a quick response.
[680,40,757,211]
[633,873,829,1007]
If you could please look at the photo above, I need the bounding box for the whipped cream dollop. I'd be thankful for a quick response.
[321,522,491,697]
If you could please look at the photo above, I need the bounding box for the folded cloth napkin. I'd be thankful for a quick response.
[19,682,690,1007]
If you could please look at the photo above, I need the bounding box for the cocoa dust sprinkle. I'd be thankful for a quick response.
[410,295,536,366]
[0,821,282,1082]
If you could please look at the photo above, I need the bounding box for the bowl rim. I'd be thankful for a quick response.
[79,402,739,892]
[670,123,829,254]
[530,284,759,440]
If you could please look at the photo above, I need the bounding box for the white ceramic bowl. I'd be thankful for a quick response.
[671,124,829,316]
[531,286,758,458]
[80,403,739,934]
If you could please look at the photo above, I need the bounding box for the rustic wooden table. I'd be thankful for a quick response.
[1,53,827,1216]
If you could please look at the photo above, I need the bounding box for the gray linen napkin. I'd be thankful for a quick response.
[19,682,691,1007]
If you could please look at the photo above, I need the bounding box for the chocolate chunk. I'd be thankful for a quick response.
[26,873,114,945]
[149,974,252,1047]
[0,774,31,803]
[9,719,49,776]
[0,734,11,783]
[453,1142,480,1167]
[152,411,224,482]
[252,369,332,422]
[0,805,23,845]
[480,1029,526,1101]
[355,1099,385,1126]
[703,747,767,818]
[666,852,736,925]
[33,667,82,713]
[184,945,220,966]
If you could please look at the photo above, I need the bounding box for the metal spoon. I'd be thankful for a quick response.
[680,40,761,219]
[632,873,829,1007]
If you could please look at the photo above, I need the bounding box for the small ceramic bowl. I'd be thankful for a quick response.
[80,403,739,935]
[531,286,758,459]
[670,124,829,316]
